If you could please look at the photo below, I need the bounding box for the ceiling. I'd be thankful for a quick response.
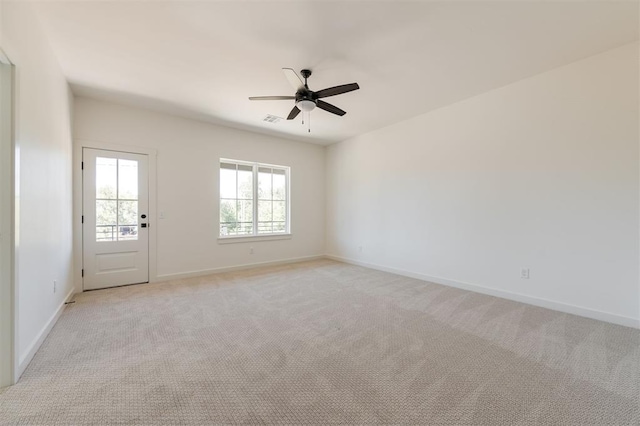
[33,1,639,145]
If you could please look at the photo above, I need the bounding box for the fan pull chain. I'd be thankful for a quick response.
[300,112,311,133]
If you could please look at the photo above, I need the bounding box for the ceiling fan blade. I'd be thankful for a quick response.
[283,68,304,91]
[249,96,295,101]
[316,100,346,116]
[315,83,360,99]
[287,106,301,120]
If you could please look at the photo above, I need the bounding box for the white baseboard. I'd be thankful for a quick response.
[154,255,326,282]
[326,254,640,329]
[17,288,75,379]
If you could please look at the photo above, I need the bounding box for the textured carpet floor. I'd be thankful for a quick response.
[1,259,638,425]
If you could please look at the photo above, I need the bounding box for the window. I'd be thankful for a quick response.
[219,159,289,238]
[95,157,139,242]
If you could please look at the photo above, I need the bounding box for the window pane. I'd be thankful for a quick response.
[118,201,138,241]
[258,200,272,222]
[96,227,116,242]
[119,226,138,241]
[220,162,237,170]
[220,167,236,199]
[238,200,253,222]
[96,157,117,199]
[258,221,273,234]
[273,171,286,201]
[96,200,117,242]
[118,201,138,226]
[237,199,253,235]
[258,198,273,234]
[258,169,272,200]
[118,159,138,199]
[273,222,286,233]
[273,201,286,222]
[237,168,253,200]
[220,199,237,235]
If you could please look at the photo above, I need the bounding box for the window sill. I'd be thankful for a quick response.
[217,234,292,244]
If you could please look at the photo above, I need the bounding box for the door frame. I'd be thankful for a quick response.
[74,140,158,292]
[0,49,17,387]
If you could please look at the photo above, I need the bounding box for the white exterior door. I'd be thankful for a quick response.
[83,148,149,290]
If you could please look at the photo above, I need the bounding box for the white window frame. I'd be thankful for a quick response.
[218,158,291,242]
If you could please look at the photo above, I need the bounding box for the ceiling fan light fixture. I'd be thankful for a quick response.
[296,99,316,112]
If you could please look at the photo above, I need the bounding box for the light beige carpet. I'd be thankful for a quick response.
[0,259,638,425]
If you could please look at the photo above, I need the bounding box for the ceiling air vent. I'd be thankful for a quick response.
[263,115,283,124]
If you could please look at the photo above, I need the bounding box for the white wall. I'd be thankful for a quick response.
[326,43,639,327]
[0,1,74,376]
[73,98,325,283]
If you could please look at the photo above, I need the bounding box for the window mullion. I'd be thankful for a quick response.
[116,159,119,241]
[235,165,239,235]
[253,164,258,236]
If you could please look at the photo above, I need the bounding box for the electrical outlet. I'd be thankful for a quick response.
[250,246,254,254]
[53,280,57,293]
[159,211,165,219]
[358,246,363,252]
[520,268,530,279]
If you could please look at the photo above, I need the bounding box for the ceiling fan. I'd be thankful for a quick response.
[249,68,360,124]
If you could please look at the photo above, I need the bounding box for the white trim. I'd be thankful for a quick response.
[73,139,158,291]
[76,139,158,157]
[218,234,292,244]
[326,255,640,329]
[155,254,324,282]
[16,288,75,379]
[0,52,16,387]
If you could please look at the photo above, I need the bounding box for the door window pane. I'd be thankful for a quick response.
[96,200,117,241]
[118,159,138,199]
[96,157,117,199]
[118,201,138,228]
[118,225,138,241]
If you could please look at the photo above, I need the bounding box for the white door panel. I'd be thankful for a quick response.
[83,148,149,290]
